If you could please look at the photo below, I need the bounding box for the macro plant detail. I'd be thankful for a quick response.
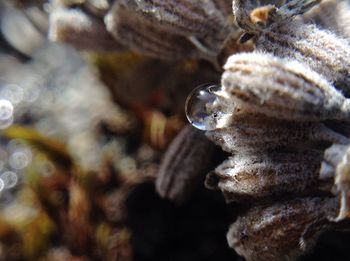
[1,0,350,260]
[200,0,350,260]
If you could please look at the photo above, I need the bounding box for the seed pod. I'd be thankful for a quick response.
[156,125,219,204]
[119,0,235,54]
[233,0,350,94]
[221,52,350,121]
[49,7,124,51]
[206,150,325,202]
[206,114,349,153]
[257,21,350,95]
[232,0,320,34]
[227,197,338,261]
[105,3,200,60]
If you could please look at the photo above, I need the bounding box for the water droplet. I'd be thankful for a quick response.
[0,99,13,120]
[185,84,220,131]
[0,171,18,189]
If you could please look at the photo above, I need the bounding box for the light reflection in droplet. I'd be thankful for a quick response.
[185,84,220,131]
[0,171,18,189]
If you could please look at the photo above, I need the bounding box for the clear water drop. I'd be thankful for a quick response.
[185,84,220,131]
[0,99,13,120]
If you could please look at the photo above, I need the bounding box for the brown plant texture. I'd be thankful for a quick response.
[1,0,350,261]
[46,0,350,260]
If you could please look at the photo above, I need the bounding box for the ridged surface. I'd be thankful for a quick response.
[221,52,350,121]
[227,197,338,261]
[258,22,350,95]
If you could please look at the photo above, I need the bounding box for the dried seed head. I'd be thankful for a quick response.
[257,21,350,95]
[123,0,228,33]
[156,125,219,204]
[272,0,321,23]
[221,52,350,122]
[249,5,276,27]
[206,150,325,202]
[206,114,349,153]
[49,0,247,63]
[227,197,338,261]
[120,0,235,54]
[232,0,320,34]
[233,0,350,94]
[105,3,202,60]
[49,7,123,51]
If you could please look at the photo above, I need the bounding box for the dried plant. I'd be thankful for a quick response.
[156,124,220,203]
[201,1,350,260]
[221,52,350,121]
[48,0,252,65]
[227,197,339,261]
[233,0,350,93]
[2,0,350,261]
[304,0,350,39]
[49,7,124,51]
